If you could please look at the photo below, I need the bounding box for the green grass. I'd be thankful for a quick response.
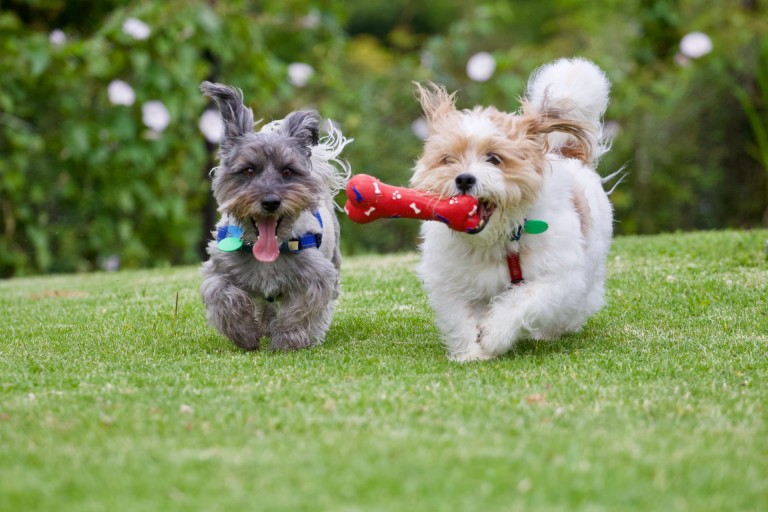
[1,230,767,511]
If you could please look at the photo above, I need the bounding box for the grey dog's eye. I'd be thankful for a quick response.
[281,167,293,178]
[242,167,256,177]
[485,153,502,165]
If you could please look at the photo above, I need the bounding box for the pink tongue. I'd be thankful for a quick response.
[253,218,279,262]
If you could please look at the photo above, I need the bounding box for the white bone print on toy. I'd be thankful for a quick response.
[364,206,376,216]
[373,181,381,196]
[409,203,421,215]
[392,191,402,200]
[468,204,478,216]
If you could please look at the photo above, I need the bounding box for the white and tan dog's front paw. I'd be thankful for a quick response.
[448,343,495,363]
[476,320,518,358]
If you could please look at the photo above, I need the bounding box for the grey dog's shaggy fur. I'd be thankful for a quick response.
[199,81,351,350]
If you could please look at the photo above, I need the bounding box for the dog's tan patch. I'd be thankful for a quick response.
[559,144,589,163]
[572,184,592,237]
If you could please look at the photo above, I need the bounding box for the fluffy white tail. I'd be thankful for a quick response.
[311,123,353,204]
[526,58,611,165]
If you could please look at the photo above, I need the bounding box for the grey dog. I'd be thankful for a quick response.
[199,82,351,350]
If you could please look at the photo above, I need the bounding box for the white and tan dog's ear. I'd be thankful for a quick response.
[414,82,457,125]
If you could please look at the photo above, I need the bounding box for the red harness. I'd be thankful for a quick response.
[507,223,525,285]
[507,252,524,285]
[504,218,549,285]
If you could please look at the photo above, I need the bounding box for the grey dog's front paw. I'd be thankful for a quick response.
[229,332,262,351]
[270,330,313,351]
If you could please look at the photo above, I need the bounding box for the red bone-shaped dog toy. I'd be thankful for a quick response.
[344,174,485,233]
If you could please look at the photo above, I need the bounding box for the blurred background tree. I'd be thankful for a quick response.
[1,0,766,276]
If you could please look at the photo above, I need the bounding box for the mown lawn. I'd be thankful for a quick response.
[1,230,767,511]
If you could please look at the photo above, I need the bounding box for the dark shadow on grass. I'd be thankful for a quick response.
[195,331,247,355]
[494,324,612,360]
[193,312,616,362]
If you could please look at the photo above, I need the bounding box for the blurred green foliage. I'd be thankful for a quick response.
[1,0,767,276]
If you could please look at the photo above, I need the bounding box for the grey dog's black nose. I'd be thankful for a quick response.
[261,195,281,213]
[455,173,476,193]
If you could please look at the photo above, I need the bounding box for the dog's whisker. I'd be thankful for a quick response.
[602,164,629,196]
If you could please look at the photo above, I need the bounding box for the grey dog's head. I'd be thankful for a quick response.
[200,81,323,229]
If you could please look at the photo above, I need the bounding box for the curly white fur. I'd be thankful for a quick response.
[311,124,353,204]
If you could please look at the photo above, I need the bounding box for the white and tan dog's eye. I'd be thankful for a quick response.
[441,156,455,165]
[485,153,502,165]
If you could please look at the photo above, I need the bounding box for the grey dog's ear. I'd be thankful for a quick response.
[282,110,320,155]
[200,81,254,141]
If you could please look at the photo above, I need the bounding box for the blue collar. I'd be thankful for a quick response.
[510,224,524,241]
[215,211,323,254]
[278,232,323,253]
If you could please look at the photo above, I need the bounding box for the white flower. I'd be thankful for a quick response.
[411,118,429,140]
[300,11,320,29]
[261,120,283,134]
[679,32,713,59]
[466,52,496,82]
[102,255,120,272]
[199,109,224,143]
[107,79,136,106]
[287,62,314,87]
[420,51,434,70]
[49,29,67,46]
[142,100,170,132]
[122,17,151,40]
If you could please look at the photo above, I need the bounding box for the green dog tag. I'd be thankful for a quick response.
[524,219,548,234]
[217,236,243,252]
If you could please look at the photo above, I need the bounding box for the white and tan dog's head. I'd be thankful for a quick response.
[410,82,595,239]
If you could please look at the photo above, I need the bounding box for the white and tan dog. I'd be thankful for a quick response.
[411,58,615,361]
